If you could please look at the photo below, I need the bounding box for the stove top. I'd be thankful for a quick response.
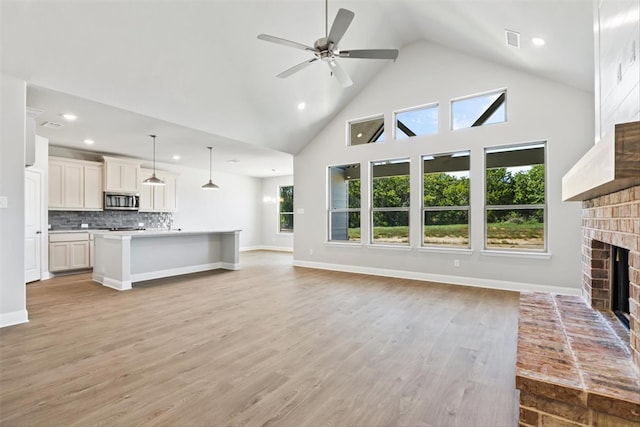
[108,227,146,231]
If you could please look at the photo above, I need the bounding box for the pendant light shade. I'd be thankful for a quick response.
[143,134,165,186]
[202,146,219,190]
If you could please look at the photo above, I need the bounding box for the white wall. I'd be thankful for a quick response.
[0,73,28,327]
[293,41,595,294]
[166,163,263,250]
[260,175,294,251]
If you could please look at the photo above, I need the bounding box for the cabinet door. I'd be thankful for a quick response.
[139,168,154,211]
[49,242,70,271]
[69,241,90,269]
[105,162,123,192]
[123,164,140,193]
[164,174,178,212]
[63,163,84,208]
[84,165,103,209]
[153,172,166,211]
[48,161,65,208]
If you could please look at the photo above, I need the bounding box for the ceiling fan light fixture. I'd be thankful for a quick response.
[202,146,219,190]
[143,134,165,186]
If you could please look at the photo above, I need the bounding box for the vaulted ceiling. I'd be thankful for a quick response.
[1,0,594,177]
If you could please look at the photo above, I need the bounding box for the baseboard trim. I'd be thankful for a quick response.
[241,245,293,253]
[292,260,581,295]
[0,309,29,328]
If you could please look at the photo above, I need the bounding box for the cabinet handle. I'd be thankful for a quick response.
[36,231,42,234]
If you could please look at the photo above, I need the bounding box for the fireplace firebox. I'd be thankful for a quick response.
[612,246,630,328]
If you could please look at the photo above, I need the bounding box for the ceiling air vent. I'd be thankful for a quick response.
[41,121,64,129]
[505,30,520,48]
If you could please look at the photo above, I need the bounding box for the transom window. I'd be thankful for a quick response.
[371,159,410,245]
[349,115,384,146]
[279,185,294,233]
[485,143,545,251]
[452,89,506,130]
[394,103,438,139]
[423,151,470,247]
[328,164,361,242]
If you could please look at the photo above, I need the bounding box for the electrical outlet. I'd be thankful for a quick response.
[0,196,7,209]
[80,223,88,229]
[138,222,144,227]
[309,249,313,256]
[454,259,460,267]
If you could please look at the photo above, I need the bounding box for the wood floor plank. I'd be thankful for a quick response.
[0,251,519,426]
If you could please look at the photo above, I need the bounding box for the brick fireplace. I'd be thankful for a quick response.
[582,185,640,368]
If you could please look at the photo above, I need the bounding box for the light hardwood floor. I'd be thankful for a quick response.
[1,251,520,426]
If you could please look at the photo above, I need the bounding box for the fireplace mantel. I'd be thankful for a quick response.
[562,121,640,202]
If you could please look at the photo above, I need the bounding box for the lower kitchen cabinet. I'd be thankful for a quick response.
[49,232,91,272]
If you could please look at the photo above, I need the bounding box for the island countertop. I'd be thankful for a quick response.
[92,229,241,238]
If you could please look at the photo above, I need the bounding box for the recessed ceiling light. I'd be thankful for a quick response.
[297,102,306,110]
[82,139,95,145]
[356,133,363,138]
[532,37,546,47]
[172,155,181,160]
[61,113,77,121]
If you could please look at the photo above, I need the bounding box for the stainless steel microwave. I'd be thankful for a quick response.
[104,192,139,210]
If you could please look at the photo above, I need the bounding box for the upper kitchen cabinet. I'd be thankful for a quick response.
[139,168,178,212]
[49,157,103,211]
[103,156,141,193]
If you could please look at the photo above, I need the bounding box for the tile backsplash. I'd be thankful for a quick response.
[49,211,173,230]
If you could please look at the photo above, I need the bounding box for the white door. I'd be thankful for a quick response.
[25,169,42,283]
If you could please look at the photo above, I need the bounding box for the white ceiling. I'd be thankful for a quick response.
[1,0,594,177]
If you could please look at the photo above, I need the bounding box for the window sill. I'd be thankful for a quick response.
[367,244,413,251]
[324,241,363,247]
[418,246,473,255]
[277,232,294,236]
[480,249,552,260]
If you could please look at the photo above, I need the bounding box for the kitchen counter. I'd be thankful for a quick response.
[92,229,241,290]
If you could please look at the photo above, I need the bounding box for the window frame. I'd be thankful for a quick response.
[483,141,547,252]
[327,163,362,243]
[278,185,294,234]
[451,88,507,131]
[393,102,439,140]
[347,113,385,146]
[370,157,411,246]
[421,151,471,249]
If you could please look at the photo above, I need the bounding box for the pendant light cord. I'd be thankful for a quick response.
[208,147,213,180]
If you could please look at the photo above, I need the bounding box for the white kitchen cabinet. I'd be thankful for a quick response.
[48,157,103,211]
[49,232,90,272]
[103,156,141,193]
[139,168,178,212]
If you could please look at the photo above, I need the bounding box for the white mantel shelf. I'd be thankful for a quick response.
[562,121,640,202]
[92,229,241,290]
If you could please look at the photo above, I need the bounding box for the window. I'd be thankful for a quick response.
[328,164,361,242]
[371,159,410,245]
[349,115,384,146]
[423,151,470,247]
[279,185,294,233]
[452,89,506,130]
[394,103,438,139]
[485,143,545,250]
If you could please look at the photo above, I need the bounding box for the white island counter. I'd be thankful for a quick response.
[92,229,240,290]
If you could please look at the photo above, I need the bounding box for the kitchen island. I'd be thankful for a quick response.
[92,229,240,290]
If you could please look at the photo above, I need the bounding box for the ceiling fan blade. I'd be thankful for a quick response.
[276,58,319,78]
[339,49,399,61]
[257,34,317,52]
[328,60,353,87]
[327,8,354,46]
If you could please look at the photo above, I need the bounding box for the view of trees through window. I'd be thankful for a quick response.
[423,152,470,247]
[279,186,294,233]
[485,143,545,250]
[371,160,410,244]
[329,164,361,242]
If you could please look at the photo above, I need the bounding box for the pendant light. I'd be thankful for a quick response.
[143,134,165,186]
[202,146,219,190]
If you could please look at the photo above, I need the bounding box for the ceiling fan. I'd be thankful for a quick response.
[257,1,399,87]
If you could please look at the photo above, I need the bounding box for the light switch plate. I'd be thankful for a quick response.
[80,224,88,228]
[0,196,7,209]
[296,208,305,214]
